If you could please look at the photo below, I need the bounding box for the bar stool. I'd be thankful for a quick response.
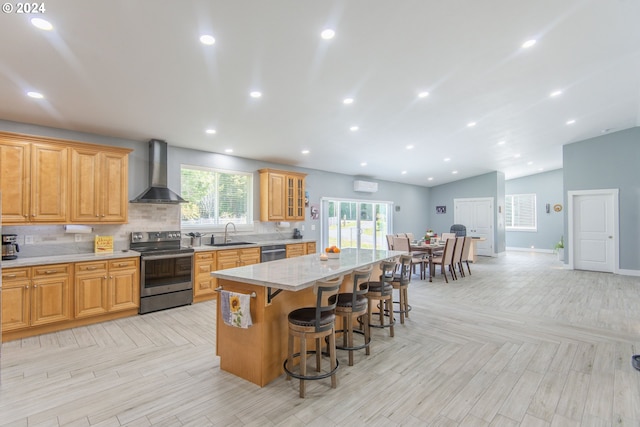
[361,260,395,337]
[283,275,343,398]
[391,254,412,324]
[331,266,372,366]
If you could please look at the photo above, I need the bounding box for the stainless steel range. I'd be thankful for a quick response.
[130,230,194,314]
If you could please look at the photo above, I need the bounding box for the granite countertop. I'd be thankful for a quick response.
[1,250,142,268]
[211,248,405,292]
[191,238,315,252]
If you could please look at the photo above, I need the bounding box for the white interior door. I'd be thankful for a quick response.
[569,190,617,273]
[454,198,494,256]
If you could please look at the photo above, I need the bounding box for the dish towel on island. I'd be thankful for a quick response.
[221,290,253,328]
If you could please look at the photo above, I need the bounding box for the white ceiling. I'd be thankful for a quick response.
[1,0,639,187]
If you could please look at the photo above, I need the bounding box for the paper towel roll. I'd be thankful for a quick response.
[64,225,94,234]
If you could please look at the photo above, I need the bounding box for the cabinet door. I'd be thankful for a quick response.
[286,243,305,258]
[1,280,30,332]
[109,268,139,312]
[0,139,30,223]
[75,273,109,318]
[31,274,72,325]
[286,175,305,220]
[239,248,260,266]
[70,147,101,222]
[263,172,286,221]
[31,142,68,223]
[101,151,128,222]
[217,250,240,270]
[306,242,316,254]
[194,252,216,298]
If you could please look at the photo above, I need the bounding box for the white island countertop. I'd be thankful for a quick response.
[211,248,406,292]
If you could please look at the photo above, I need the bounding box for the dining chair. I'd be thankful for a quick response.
[431,238,456,283]
[386,234,395,250]
[459,236,472,276]
[392,236,425,279]
[440,232,456,241]
[451,236,465,279]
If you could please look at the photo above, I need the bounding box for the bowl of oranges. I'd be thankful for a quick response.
[324,246,341,259]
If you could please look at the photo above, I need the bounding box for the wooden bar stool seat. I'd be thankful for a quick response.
[283,275,343,398]
[390,254,412,324]
[330,266,372,366]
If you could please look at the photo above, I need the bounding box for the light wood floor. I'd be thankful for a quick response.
[2,252,640,426]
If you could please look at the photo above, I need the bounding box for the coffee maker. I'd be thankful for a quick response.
[2,234,20,260]
[292,228,302,239]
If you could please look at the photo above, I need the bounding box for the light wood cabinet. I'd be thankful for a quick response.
[0,136,68,224]
[194,251,217,302]
[0,131,131,225]
[286,243,306,258]
[216,247,261,270]
[306,242,316,254]
[74,257,139,319]
[70,147,129,223]
[259,168,306,222]
[1,264,72,333]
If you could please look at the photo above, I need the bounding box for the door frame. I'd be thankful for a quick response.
[454,197,495,257]
[567,189,619,272]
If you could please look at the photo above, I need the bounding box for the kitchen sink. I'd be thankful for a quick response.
[205,241,256,247]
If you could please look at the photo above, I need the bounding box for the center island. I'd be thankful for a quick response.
[211,247,405,386]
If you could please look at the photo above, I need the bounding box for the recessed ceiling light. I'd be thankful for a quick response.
[349,126,359,131]
[301,150,310,154]
[27,91,44,99]
[514,154,521,158]
[321,29,335,40]
[427,177,434,181]
[406,145,414,150]
[343,98,354,105]
[527,161,533,165]
[443,157,451,162]
[31,18,53,31]
[250,91,262,98]
[550,90,563,98]
[566,119,576,125]
[497,140,506,145]
[401,171,407,175]
[199,34,215,45]
[601,128,612,133]
[360,162,367,167]
[467,122,477,127]
[205,129,216,135]
[538,168,545,171]
[452,170,458,174]
[522,39,536,49]
[224,149,233,153]
[418,91,429,98]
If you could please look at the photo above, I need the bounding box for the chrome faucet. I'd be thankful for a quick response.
[224,222,236,243]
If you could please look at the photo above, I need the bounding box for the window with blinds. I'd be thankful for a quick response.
[505,193,537,231]
[180,165,253,228]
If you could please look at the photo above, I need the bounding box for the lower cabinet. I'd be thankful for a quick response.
[216,247,261,270]
[306,242,316,254]
[1,264,72,333]
[74,257,139,319]
[1,257,139,342]
[194,251,217,302]
[286,243,306,258]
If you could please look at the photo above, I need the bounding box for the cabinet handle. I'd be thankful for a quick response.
[6,274,17,278]
[118,263,127,267]
[110,275,113,279]
[33,285,37,288]
[104,275,108,279]
[45,270,58,274]
[96,214,100,217]
[86,266,98,271]
[25,285,29,289]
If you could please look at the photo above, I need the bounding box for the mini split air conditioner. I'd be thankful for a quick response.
[353,180,378,193]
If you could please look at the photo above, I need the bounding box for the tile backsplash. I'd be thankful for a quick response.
[2,203,301,258]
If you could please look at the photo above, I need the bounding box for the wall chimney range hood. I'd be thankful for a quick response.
[130,139,187,204]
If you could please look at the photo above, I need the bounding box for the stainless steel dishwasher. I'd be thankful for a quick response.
[260,244,286,262]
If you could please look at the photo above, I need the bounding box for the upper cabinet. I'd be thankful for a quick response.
[70,147,129,223]
[259,168,306,222]
[0,131,132,225]
[0,137,68,223]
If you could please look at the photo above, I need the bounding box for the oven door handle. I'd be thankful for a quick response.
[261,249,286,254]
[141,253,194,261]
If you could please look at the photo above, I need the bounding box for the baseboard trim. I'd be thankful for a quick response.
[506,247,555,254]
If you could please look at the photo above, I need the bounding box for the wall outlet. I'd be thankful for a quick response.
[301,225,305,231]
[24,235,34,244]
[311,224,316,231]
[75,234,82,242]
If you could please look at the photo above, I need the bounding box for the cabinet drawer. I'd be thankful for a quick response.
[75,261,108,274]
[2,268,30,281]
[32,264,71,278]
[195,252,215,261]
[109,258,138,270]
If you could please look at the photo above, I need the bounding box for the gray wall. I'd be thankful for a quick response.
[428,171,504,254]
[563,127,640,271]
[505,169,564,251]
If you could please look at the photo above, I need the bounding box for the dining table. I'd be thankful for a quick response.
[410,241,446,282]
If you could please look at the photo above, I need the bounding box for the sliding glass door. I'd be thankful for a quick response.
[321,198,392,250]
